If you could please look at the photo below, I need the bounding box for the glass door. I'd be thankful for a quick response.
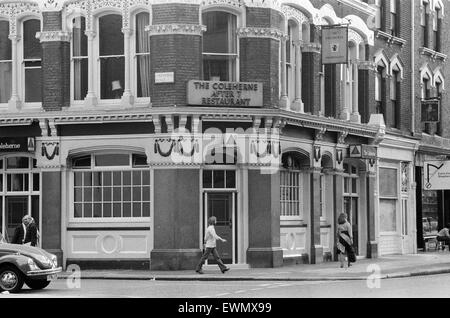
[204,192,236,264]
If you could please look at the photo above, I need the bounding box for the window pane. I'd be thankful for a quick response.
[7,157,29,169]
[133,187,141,201]
[33,173,39,191]
[379,168,398,197]
[142,186,150,201]
[73,58,88,101]
[103,203,112,217]
[93,172,102,186]
[103,187,111,201]
[74,203,82,218]
[123,203,131,217]
[100,57,125,99]
[123,171,131,185]
[213,170,225,188]
[132,154,148,167]
[226,170,235,188]
[74,172,83,186]
[0,21,11,60]
[137,55,150,97]
[113,203,121,217]
[202,12,236,54]
[72,155,91,168]
[84,172,92,186]
[133,202,141,217]
[203,58,232,82]
[95,154,129,166]
[99,15,124,56]
[203,170,212,188]
[0,62,12,103]
[380,199,397,232]
[132,171,141,185]
[136,13,150,54]
[103,172,112,186]
[84,203,92,217]
[143,202,150,217]
[74,187,82,202]
[73,17,87,57]
[142,171,150,185]
[123,186,131,201]
[25,68,42,102]
[23,19,41,59]
[93,203,102,217]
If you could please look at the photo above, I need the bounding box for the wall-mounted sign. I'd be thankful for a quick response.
[155,72,174,84]
[321,25,348,65]
[421,98,440,123]
[349,144,377,160]
[424,161,450,190]
[0,137,35,153]
[187,80,263,107]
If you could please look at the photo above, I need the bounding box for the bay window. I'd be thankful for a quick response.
[23,19,41,103]
[0,20,11,104]
[99,14,125,100]
[202,11,237,81]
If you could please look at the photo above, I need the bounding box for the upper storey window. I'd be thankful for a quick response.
[135,12,150,98]
[99,14,124,100]
[23,19,41,103]
[202,11,237,82]
[0,21,11,104]
[72,16,88,101]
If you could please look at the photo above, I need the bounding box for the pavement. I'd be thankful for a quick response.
[57,252,450,282]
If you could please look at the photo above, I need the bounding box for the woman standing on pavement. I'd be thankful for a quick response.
[195,216,230,274]
[336,213,356,268]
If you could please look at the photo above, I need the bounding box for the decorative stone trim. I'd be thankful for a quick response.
[0,2,41,36]
[419,47,448,62]
[201,0,244,9]
[375,30,407,47]
[36,31,71,42]
[38,0,65,11]
[146,24,207,36]
[237,27,287,41]
[281,5,309,25]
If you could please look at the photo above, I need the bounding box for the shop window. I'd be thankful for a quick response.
[280,170,302,218]
[23,19,42,103]
[135,12,150,98]
[7,157,30,169]
[0,20,12,104]
[202,11,237,81]
[72,153,151,219]
[72,16,88,101]
[99,14,125,100]
[379,167,398,232]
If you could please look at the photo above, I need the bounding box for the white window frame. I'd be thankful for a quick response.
[201,8,241,82]
[95,12,125,104]
[69,152,152,223]
[131,10,151,104]
[280,169,304,221]
[18,17,42,109]
[0,19,12,106]
[70,15,89,106]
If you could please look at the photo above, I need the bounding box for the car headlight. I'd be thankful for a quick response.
[28,258,40,271]
[50,255,58,268]
[35,255,52,267]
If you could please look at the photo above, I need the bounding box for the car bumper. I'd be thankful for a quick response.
[27,267,62,277]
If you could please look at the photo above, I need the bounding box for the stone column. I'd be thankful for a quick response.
[366,169,378,258]
[291,40,304,112]
[121,27,134,107]
[8,35,21,111]
[301,43,321,114]
[350,62,361,123]
[333,166,345,261]
[85,30,98,107]
[340,64,351,120]
[247,169,283,268]
[308,163,323,264]
[279,35,289,109]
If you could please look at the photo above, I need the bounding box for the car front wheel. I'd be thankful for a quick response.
[25,279,51,290]
[0,265,24,293]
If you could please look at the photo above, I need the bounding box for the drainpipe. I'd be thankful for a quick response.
[411,1,416,134]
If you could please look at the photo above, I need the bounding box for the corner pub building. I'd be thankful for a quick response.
[0,0,419,270]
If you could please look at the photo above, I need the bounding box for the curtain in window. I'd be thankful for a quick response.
[136,13,150,98]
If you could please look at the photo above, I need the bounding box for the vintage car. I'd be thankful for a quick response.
[0,233,62,293]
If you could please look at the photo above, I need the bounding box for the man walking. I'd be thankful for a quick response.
[195,216,230,274]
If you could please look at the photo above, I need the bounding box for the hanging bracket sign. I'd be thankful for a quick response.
[321,25,349,65]
[424,160,450,190]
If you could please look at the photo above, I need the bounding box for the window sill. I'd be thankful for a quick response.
[375,30,406,47]
[68,218,152,224]
[419,47,447,61]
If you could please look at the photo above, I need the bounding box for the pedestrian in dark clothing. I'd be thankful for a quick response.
[437,223,450,250]
[12,215,38,247]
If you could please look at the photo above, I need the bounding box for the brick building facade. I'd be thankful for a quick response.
[0,0,444,270]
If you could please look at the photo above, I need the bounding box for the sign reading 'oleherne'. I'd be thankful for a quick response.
[187,80,263,107]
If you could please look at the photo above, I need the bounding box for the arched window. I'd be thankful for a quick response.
[72,16,88,101]
[98,14,124,100]
[0,20,11,104]
[421,0,430,48]
[434,2,444,52]
[374,52,388,116]
[202,11,237,81]
[134,12,150,98]
[22,19,41,103]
